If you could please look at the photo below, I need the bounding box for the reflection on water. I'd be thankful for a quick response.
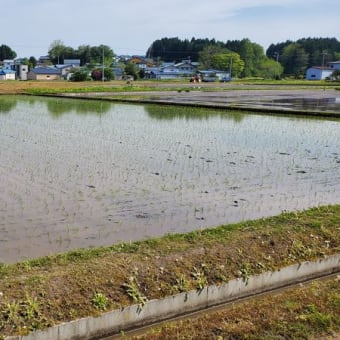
[0,96,17,113]
[145,105,245,122]
[46,98,111,117]
[1,95,111,117]
[0,96,339,263]
[272,97,340,111]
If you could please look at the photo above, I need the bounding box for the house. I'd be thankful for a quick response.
[128,56,153,70]
[2,59,15,70]
[199,70,231,82]
[145,59,198,80]
[0,69,16,80]
[37,56,51,66]
[0,59,16,80]
[174,60,197,75]
[27,67,60,80]
[55,64,79,80]
[328,61,340,70]
[0,60,29,80]
[63,59,81,67]
[305,67,333,80]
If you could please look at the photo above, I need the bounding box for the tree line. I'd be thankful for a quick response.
[0,41,115,67]
[47,40,115,66]
[146,37,340,78]
[2,37,340,79]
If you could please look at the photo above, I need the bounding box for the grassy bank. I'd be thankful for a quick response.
[0,79,339,96]
[0,205,339,337]
[132,277,339,339]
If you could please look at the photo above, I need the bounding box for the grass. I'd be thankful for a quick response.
[0,205,339,337]
[131,278,340,339]
[0,79,339,96]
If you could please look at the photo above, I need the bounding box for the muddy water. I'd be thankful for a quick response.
[0,96,339,263]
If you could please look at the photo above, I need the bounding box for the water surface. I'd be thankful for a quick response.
[1,96,339,263]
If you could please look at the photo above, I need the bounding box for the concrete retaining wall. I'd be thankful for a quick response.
[7,254,340,340]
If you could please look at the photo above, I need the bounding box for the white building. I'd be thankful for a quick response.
[305,67,333,80]
[145,60,198,80]
[328,61,340,70]
[0,69,16,80]
[2,59,15,70]
[16,64,28,80]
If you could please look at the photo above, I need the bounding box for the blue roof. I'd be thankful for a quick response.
[0,69,15,74]
[32,67,60,75]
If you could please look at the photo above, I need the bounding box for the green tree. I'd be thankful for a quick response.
[70,69,89,82]
[48,41,115,66]
[104,67,114,81]
[28,56,37,69]
[48,40,68,64]
[266,40,293,60]
[267,37,340,71]
[18,57,37,71]
[223,38,266,77]
[257,58,283,79]
[146,37,223,62]
[89,45,114,66]
[211,52,244,77]
[77,45,92,65]
[331,69,340,81]
[138,69,146,79]
[198,45,226,69]
[281,43,309,77]
[0,44,17,60]
[124,62,139,80]
[238,39,265,77]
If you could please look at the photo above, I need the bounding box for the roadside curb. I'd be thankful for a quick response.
[7,254,340,340]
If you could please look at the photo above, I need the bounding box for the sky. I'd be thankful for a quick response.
[2,0,339,58]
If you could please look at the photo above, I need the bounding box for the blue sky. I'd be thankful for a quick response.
[2,0,339,58]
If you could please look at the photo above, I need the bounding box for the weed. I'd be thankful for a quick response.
[2,301,20,324]
[24,275,45,286]
[300,304,332,332]
[22,294,40,320]
[0,263,6,279]
[68,309,78,319]
[122,276,148,307]
[310,221,322,229]
[173,274,189,293]
[191,266,208,290]
[239,262,251,284]
[91,292,108,311]
[20,261,32,272]
[289,239,312,260]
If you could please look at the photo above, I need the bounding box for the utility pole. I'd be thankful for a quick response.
[322,51,327,69]
[102,46,105,82]
[274,52,279,79]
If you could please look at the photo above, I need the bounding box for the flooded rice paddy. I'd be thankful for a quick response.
[0,96,339,263]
